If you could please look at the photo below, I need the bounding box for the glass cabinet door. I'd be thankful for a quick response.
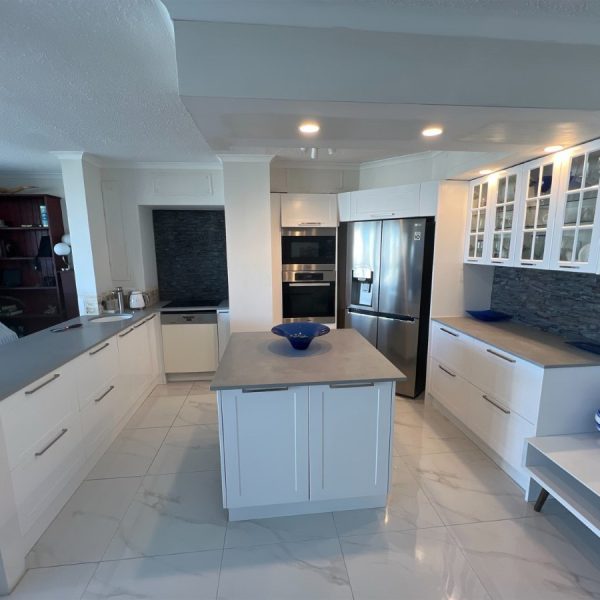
[552,146,600,272]
[465,180,489,261]
[490,172,518,263]
[519,159,556,268]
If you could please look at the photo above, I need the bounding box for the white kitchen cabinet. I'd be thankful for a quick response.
[464,177,492,263]
[351,184,420,221]
[219,386,309,508]
[162,321,218,373]
[75,338,119,410]
[515,155,562,270]
[144,314,163,379]
[79,383,119,460]
[550,140,600,273]
[337,192,352,222]
[217,310,230,360]
[308,382,393,501]
[281,193,338,227]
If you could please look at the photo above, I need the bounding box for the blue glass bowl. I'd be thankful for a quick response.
[466,310,512,322]
[271,322,330,350]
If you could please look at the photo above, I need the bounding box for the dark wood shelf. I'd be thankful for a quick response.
[0,286,57,291]
[0,227,49,231]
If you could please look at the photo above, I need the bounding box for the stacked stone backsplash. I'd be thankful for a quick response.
[490,267,600,340]
[153,210,228,302]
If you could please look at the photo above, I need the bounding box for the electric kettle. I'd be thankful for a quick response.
[129,290,149,310]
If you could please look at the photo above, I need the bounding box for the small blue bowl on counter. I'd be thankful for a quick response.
[271,322,330,350]
[466,310,513,322]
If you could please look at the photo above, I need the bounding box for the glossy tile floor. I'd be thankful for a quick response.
[11,383,600,599]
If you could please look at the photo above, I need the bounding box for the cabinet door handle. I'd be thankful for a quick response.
[144,314,156,323]
[329,382,375,389]
[119,328,134,338]
[521,262,534,266]
[133,321,146,329]
[559,265,580,269]
[486,348,516,363]
[94,385,115,403]
[370,212,395,218]
[440,327,458,338]
[242,386,289,393]
[482,394,510,414]
[466,259,478,263]
[491,260,503,264]
[35,428,68,457]
[299,222,322,226]
[438,365,456,378]
[25,373,60,395]
[289,283,330,287]
[89,342,109,356]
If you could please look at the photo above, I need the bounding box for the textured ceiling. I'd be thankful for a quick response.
[0,0,211,172]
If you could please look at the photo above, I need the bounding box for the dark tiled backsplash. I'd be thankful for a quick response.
[490,267,600,340]
[153,210,228,302]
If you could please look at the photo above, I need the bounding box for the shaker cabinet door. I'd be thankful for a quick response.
[219,387,309,508]
[308,382,393,501]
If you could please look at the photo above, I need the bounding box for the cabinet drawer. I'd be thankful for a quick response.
[471,388,535,472]
[467,338,543,424]
[80,382,119,460]
[430,323,471,376]
[428,357,471,426]
[75,338,119,408]
[1,363,78,470]
[11,411,84,534]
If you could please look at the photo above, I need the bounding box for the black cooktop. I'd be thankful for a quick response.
[164,298,221,309]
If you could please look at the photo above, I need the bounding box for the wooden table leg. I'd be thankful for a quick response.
[534,488,550,512]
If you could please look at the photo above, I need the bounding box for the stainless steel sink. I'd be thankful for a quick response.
[90,313,134,323]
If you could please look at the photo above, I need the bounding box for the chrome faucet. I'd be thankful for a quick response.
[113,286,125,313]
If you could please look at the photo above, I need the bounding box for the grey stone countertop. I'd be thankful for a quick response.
[0,306,162,402]
[211,329,405,391]
[433,316,600,368]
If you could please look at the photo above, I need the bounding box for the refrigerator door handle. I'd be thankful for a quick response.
[378,314,416,323]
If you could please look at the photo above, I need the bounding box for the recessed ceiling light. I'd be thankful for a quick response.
[544,145,564,153]
[422,127,443,137]
[299,122,320,134]
[479,169,493,175]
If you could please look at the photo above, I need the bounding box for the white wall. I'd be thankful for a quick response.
[222,157,277,332]
[271,164,359,193]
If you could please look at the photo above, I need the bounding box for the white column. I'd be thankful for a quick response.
[53,152,113,314]
[220,155,279,332]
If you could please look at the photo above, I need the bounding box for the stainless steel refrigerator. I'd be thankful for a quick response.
[338,218,435,397]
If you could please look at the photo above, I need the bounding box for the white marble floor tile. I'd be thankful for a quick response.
[225,512,338,548]
[27,478,142,568]
[218,538,353,599]
[190,381,213,394]
[173,393,218,426]
[8,563,98,599]
[87,427,169,480]
[404,450,533,525]
[450,517,600,600]
[394,430,480,457]
[149,382,193,397]
[147,424,220,475]
[81,551,221,600]
[103,471,227,560]
[341,527,490,600]
[333,462,443,536]
[125,394,187,429]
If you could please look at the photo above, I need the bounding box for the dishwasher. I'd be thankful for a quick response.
[161,311,218,374]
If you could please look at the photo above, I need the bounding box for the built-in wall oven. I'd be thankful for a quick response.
[281,228,336,271]
[282,270,336,324]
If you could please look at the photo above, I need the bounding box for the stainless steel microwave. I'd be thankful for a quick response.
[281,228,336,271]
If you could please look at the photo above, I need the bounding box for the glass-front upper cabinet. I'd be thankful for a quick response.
[550,142,600,273]
[489,168,521,265]
[516,156,560,270]
[464,179,490,263]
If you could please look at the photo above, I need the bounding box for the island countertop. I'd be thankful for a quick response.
[210,329,405,391]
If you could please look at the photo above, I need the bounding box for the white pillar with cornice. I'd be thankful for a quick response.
[52,152,113,314]
[220,155,281,332]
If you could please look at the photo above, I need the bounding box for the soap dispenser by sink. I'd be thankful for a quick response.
[129,290,149,310]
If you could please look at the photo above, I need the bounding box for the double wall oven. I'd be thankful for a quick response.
[281,228,336,324]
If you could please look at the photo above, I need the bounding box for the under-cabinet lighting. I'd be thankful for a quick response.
[544,145,564,153]
[299,122,320,134]
[422,127,443,137]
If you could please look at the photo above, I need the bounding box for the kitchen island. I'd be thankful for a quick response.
[211,329,404,520]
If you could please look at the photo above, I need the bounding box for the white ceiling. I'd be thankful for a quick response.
[0,0,211,172]
[4,0,600,174]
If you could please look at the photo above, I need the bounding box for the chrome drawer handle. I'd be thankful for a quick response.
[119,328,134,338]
[25,373,60,395]
[144,314,156,323]
[440,327,458,338]
[35,428,68,457]
[482,394,510,414]
[299,222,322,226]
[133,321,146,329]
[438,365,456,378]
[94,385,115,403]
[330,382,375,388]
[486,348,516,363]
[242,386,289,393]
[89,342,109,356]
